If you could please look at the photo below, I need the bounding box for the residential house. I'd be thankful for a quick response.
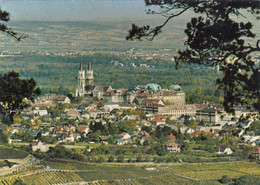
[164,141,180,153]
[252,147,260,160]
[216,145,233,155]
[30,141,49,152]
[99,136,110,144]
[78,126,90,135]
[150,118,165,126]
[66,109,80,118]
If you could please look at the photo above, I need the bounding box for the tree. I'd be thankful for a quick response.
[0,7,27,40]
[249,121,260,135]
[127,0,260,113]
[0,71,41,123]
[233,175,260,185]
[184,120,198,130]
[123,120,138,131]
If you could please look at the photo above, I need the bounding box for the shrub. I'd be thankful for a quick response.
[219,175,231,184]
[108,155,114,162]
[232,175,260,185]
[136,156,142,162]
[117,155,124,163]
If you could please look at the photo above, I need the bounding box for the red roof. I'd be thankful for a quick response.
[139,131,150,136]
[252,147,260,154]
[140,98,161,105]
[99,136,110,141]
[120,132,127,137]
[191,130,202,136]
[78,126,88,132]
[30,142,46,146]
[53,126,65,132]
[68,130,74,135]
[164,141,179,147]
[151,118,164,122]
[155,114,166,119]
[167,134,176,140]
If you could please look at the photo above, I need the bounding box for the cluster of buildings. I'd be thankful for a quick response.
[7,59,259,155]
[74,59,256,124]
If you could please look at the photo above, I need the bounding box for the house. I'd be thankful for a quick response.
[115,139,124,145]
[104,102,121,112]
[93,85,112,99]
[87,108,99,118]
[140,136,153,145]
[191,130,202,137]
[103,89,128,103]
[30,141,49,152]
[164,141,180,153]
[151,118,165,126]
[66,109,80,118]
[99,136,110,144]
[216,145,233,155]
[118,132,132,144]
[33,109,48,116]
[252,147,260,159]
[78,126,90,134]
[138,120,152,127]
[65,130,75,143]
[167,134,176,141]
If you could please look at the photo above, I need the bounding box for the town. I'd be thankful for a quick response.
[4,59,259,159]
[1,58,259,184]
[1,0,260,184]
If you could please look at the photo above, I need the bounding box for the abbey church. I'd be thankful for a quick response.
[75,59,112,98]
[75,59,185,106]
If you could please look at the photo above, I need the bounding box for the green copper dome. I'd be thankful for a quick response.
[169,84,182,92]
[145,83,161,92]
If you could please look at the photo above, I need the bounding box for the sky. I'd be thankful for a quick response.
[1,0,151,22]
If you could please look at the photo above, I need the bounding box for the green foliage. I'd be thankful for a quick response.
[117,155,124,162]
[0,7,27,40]
[0,145,29,159]
[219,175,231,184]
[48,144,85,161]
[123,120,138,132]
[184,120,198,130]
[249,121,260,135]
[232,175,260,185]
[0,71,41,123]
[108,155,114,162]
[0,129,8,144]
[127,0,260,113]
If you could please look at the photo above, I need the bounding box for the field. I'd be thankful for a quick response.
[1,160,259,185]
[0,145,29,159]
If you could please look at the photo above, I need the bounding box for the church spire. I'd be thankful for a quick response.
[86,58,94,86]
[80,56,83,70]
[88,59,92,70]
[75,57,86,97]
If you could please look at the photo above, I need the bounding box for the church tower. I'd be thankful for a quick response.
[86,59,94,86]
[75,57,86,97]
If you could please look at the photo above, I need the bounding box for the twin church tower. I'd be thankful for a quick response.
[75,57,94,97]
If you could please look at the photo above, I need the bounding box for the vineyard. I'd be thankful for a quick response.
[0,161,259,184]
[170,161,260,181]
[22,171,83,185]
[0,145,29,159]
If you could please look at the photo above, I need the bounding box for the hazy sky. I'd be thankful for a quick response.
[1,0,151,21]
